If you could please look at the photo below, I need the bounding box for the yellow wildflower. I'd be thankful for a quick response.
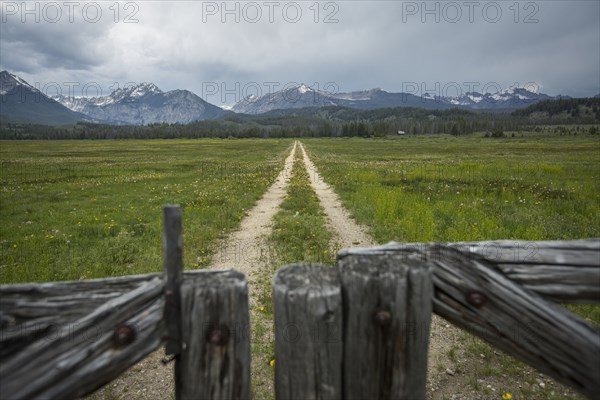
[502,394,512,400]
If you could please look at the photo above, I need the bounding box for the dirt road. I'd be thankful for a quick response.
[90,140,461,400]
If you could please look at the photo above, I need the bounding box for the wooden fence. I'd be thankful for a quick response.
[0,205,598,399]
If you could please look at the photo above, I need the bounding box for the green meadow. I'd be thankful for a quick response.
[2,135,598,284]
[0,139,292,283]
[303,134,599,399]
[303,134,600,243]
[1,134,598,399]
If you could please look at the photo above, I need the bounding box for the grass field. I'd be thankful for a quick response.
[1,134,598,399]
[0,139,292,283]
[303,135,600,243]
[303,134,599,399]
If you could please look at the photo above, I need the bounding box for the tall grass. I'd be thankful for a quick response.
[304,134,599,399]
[304,135,599,243]
[269,149,334,265]
[0,139,292,283]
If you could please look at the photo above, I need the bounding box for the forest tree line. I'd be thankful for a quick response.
[1,99,598,140]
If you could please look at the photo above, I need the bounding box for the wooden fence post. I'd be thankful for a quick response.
[175,270,251,400]
[337,250,433,400]
[162,205,250,399]
[162,205,183,357]
[273,264,343,400]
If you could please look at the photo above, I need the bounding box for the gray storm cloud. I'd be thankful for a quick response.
[1,0,598,103]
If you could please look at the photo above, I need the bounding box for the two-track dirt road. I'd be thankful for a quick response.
[89,140,459,400]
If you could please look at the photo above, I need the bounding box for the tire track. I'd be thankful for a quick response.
[209,141,297,399]
[89,141,451,400]
[211,141,296,305]
[298,141,458,400]
[298,142,374,249]
[86,142,298,400]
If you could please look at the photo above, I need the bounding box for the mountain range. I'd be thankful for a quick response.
[0,71,578,126]
[52,83,224,125]
[231,84,565,114]
[0,71,224,126]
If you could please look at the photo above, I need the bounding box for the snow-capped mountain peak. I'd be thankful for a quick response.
[109,82,163,102]
[297,83,311,94]
[53,82,166,110]
[231,82,339,113]
[332,88,382,101]
[130,82,162,97]
[51,80,224,125]
[0,70,37,94]
[51,95,91,112]
[1,71,87,125]
[441,86,554,108]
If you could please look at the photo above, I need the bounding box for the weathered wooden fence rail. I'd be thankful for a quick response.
[1,204,598,399]
[0,206,250,400]
[273,240,600,400]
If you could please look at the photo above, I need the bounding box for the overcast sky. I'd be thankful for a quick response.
[1,1,599,105]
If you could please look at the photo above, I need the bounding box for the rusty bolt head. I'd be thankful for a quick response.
[113,324,136,347]
[466,291,487,307]
[206,325,230,346]
[373,309,392,326]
